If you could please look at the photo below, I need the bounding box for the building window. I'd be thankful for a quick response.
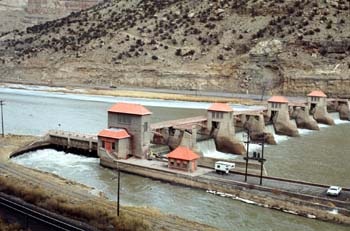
[170,160,174,166]
[272,103,281,109]
[112,142,115,150]
[183,161,188,168]
[144,122,148,132]
[117,114,131,124]
[311,97,319,102]
[102,141,105,148]
[176,161,181,168]
[213,112,223,119]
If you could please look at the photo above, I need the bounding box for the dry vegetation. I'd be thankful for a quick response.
[0,0,349,95]
[0,218,24,231]
[0,135,38,162]
[1,0,348,64]
[0,175,150,231]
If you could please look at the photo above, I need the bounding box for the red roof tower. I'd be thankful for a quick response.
[108,102,152,115]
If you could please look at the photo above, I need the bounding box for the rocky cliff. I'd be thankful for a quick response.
[0,0,349,97]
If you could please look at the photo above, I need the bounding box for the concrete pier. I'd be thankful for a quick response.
[308,91,335,125]
[267,96,299,137]
[328,98,350,121]
[289,103,319,130]
[207,103,246,155]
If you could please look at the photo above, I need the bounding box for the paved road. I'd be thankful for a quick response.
[205,171,350,204]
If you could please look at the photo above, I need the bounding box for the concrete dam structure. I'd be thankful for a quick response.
[20,90,348,161]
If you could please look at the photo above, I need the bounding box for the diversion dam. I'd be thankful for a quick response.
[2,87,350,231]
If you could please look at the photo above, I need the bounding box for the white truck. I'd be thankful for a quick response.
[215,161,235,174]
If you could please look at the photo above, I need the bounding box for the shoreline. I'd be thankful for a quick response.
[101,156,350,226]
[0,81,264,105]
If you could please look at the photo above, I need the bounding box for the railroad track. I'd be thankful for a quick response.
[0,193,90,231]
[0,163,215,231]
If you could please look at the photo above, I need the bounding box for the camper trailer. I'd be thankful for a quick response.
[215,161,235,174]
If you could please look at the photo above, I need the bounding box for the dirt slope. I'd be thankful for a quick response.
[0,0,349,96]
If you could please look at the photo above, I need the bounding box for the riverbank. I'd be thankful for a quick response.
[0,82,263,105]
[100,154,350,226]
[0,135,38,162]
[0,135,219,231]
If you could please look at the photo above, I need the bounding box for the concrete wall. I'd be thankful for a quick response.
[100,158,350,225]
[168,158,197,172]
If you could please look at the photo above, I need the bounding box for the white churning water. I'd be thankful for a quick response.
[197,139,238,160]
[12,149,99,177]
[330,112,349,125]
[264,124,290,144]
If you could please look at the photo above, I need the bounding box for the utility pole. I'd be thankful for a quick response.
[244,131,267,185]
[244,129,250,182]
[117,169,120,216]
[0,100,4,138]
[259,134,266,185]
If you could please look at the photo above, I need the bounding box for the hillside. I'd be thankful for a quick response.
[0,0,101,33]
[0,0,349,96]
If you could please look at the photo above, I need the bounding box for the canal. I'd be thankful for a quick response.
[1,87,350,231]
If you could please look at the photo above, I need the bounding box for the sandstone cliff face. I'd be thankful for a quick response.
[0,0,349,96]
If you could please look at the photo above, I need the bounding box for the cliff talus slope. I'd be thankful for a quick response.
[1,0,349,96]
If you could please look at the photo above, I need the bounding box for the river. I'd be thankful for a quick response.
[1,87,349,231]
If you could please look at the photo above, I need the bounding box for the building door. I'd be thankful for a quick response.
[105,142,112,153]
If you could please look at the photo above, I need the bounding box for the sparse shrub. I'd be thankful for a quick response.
[175,49,181,56]
[319,47,327,56]
[326,21,332,29]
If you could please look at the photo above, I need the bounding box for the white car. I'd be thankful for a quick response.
[326,186,342,196]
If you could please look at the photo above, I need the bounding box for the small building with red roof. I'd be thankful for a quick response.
[98,128,131,159]
[107,102,152,159]
[167,146,200,172]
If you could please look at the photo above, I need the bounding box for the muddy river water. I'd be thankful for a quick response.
[1,87,349,231]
